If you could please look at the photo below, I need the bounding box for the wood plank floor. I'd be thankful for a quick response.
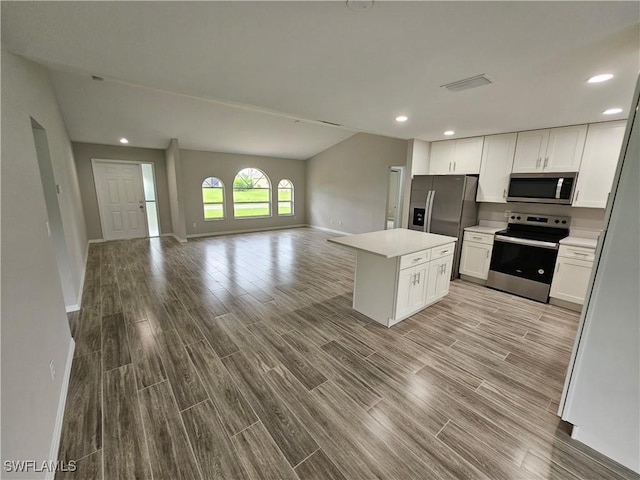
[58,228,639,480]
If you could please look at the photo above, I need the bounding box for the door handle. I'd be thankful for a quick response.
[543,157,549,169]
[139,205,144,210]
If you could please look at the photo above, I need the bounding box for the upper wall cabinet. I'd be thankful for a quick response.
[573,120,626,209]
[408,139,430,176]
[428,136,484,175]
[476,133,517,203]
[512,125,587,173]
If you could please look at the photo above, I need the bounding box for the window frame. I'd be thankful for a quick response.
[232,168,272,219]
[277,179,294,216]
[202,176,226,221]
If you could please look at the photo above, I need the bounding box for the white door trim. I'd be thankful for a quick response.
[91,159,149,241]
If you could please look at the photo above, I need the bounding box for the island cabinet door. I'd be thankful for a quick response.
[395,267,415,319]
[409,263,429,311]
[426,255,454,305]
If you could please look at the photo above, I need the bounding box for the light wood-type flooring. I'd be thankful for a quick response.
[57,228,639,480]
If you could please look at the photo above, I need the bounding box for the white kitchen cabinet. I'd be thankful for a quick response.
[407,139,430,176]
[330,230,457,327]
[512,125,587,173]
[428,137,484,175]
[545,125,588,172]
[477,133,517,202]
[429,141,455,174]
[459,231,494,281]
[550,244,595,308]
[395,262,428,319]
[426,254,453,305]
[573,120,626,208]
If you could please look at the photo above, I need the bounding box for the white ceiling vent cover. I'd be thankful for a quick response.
[441,74,493,92]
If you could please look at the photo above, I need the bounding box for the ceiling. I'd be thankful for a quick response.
[2,1,639,159]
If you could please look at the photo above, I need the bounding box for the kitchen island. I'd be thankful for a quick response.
[329,229,457,327]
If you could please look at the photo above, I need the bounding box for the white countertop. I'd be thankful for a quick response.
[328,229,457,258]
[464,225,504,235]
[560,236,598,249]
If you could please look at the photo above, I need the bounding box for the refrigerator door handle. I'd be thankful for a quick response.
[426,190,435,233]
[423,192,431,233]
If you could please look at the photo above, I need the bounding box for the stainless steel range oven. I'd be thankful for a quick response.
[487,213,570,302]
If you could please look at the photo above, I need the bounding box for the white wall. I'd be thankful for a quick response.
[180,148,306,236]
[1,49,87,478]
[73,142,173,240]
[562,78,640,473]
[165,138,187,240]
[306,132,408,234]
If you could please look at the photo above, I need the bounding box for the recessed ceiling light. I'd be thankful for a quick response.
[587,74,614,83]
[444,130,455,136]
[119,138,129,144]
[395,115,408,122]
[603,108,623,115]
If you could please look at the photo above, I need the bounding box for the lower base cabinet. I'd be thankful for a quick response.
[352,242,455,327]
[426,255,453,305]
[459,231,495,282]
[550,245,596,307]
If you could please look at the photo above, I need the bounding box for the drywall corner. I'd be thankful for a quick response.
[165,138,187,241]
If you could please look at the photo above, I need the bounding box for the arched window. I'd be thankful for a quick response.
[202,177,225,220]
[277,179,294,216]
[233,168,271,218]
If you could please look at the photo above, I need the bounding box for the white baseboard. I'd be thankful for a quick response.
[306,224,351,236]
[47,337,75,480]
[67,242,90,313]
[186,224,306,239]
[87,238,105,244]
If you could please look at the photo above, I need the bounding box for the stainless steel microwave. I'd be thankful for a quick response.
[507,172,578,204]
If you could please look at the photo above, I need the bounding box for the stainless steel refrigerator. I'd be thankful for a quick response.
[408,175,479,279]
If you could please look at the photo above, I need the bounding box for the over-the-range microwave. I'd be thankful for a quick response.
[507,172,578,205]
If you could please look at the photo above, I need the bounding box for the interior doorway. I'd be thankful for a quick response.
[386,166,404,229]
[31,118,77,309]
[92,159,159,240]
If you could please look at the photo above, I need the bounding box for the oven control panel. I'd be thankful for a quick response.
[507,213,570,229]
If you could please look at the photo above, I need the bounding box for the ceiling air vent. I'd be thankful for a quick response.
[441,74,493,92]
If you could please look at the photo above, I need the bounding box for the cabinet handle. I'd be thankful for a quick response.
[503,189,507,198]
[453,161,456,171]
[573,252,589,257]
[416,272,421,284]
[486,250,489,259]
[472,236,482,241]
[556,263,561,273]
[448,162,452,172]
[543,157,549,168]
[536,158,541,168]
[413,257,423,263]
[575,190,580,202]
[410,273,416,285]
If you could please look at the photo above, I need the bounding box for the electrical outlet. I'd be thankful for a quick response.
[338,220,343,226]
[330,219,334,225]
[45,221,51,237]
[192,222,197,228]
[504,210,511,219]
[49,360,55,380]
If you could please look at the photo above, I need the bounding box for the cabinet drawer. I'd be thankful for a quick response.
[431,243,456,260]
[399,249,431,270]
[558,245,595,262]
[463,231,494,245]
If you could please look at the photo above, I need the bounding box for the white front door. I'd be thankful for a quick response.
[93,161,147,240]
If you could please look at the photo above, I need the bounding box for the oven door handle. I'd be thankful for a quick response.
[494,235,559,250]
